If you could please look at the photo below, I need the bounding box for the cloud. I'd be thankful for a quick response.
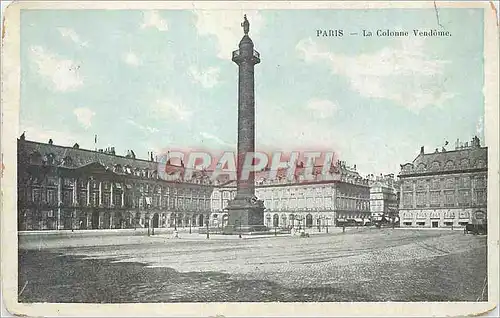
[123,51,141,66]
[141,10,168,31]
[306,99,338,119]
[199,131,233,147]
[151,97,192,121]
[29,46,84,92]
[256,102,344,152]
[57,27,88,47]
[126,119,159,134]
[188,65,220,88]
[193,10,263,59]
[73,107,95,129]
[296,37,454,112]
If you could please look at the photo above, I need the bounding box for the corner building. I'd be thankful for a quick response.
[398,137,487,228]
[211,163,371,229]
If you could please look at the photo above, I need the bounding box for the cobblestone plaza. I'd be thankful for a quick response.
[18,228,487,302]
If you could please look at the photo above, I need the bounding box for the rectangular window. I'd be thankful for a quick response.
[403,222,412,226]
[416,221,426,226]
[459,177,471,188]
[458,190,471,206]
[114,194,122,207]
[430,191,440,207]
[475,190,486,205]
[103,193,111,207]
[33,188,41,202]
[47,189,56,204]
[444,191,455,207]
[416,192,426,207]
[403,193,413,208]
[62,190,73,205]
[444,222,453,226]
[430,179,441,190]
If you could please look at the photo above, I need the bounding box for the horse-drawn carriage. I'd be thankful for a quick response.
[464,223,487,235]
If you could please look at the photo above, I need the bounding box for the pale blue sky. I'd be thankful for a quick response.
[19,8,485,176]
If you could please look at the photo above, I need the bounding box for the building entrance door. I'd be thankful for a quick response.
[152,213,159,228]
[91,209,99,229]
[432,221,439,228]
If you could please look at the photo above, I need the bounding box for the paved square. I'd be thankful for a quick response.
[18,228,487,302]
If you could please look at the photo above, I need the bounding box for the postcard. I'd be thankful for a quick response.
[1,1,498,317]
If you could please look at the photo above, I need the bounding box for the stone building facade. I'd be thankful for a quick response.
[17,138,214,231]
[368,174,399,223]
[18,138,370,231]
[398,137,487,228]
[211,163,371,230]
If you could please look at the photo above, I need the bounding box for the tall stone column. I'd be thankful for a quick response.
[72,179,78,206]
[110,182,114,207]
[99,181,103,206]
[86,180,91,206]
[224,15,266,234]
[121,184,125,208]
[57,177,63,230]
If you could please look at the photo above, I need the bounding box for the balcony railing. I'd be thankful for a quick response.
[232,49,260,61]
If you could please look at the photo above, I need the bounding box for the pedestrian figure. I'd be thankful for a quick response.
[79,220,83,229]
[342,224,345,233]
[174,230,179,239]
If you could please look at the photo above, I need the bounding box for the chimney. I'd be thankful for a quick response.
[20,131,26,140]
[435,148,439,153]
[48,139,53,145]
[420,146,424,155]
[73,143,80,149]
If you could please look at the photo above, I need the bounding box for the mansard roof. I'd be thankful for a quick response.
[19,139,159,169]
[400,146,487,176]
[17,139,224,185]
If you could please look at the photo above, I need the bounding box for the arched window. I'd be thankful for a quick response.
[273,214,279,227]
[460,158,470,168]
[431,161,441,171]
[445,160,454,170]
[476,160,486,168]
[306,214,313,228]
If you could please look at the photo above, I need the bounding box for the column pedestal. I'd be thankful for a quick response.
[223,197,266,234]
